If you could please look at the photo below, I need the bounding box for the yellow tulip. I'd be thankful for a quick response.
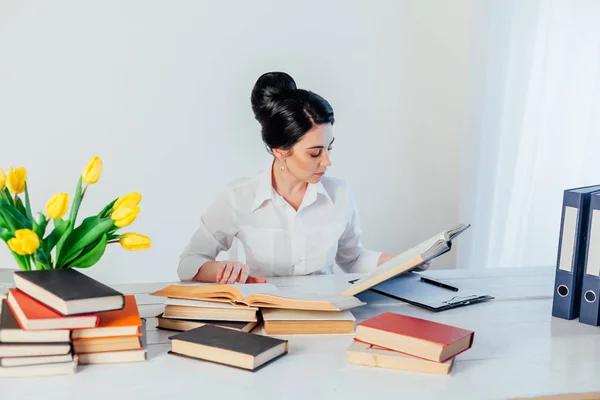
[82,156,102,184]
[6,167,27,194]
[0,168,6,189]
[45,192,69,219]
[111,205,140,227]
[114,192,142,210]
[119,232,151,251]
[8,229,40,255]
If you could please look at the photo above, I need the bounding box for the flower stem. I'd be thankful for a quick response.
[107,239,119,244]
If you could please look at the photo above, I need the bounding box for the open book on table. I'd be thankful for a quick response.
[341,223,471,297]
[150,283,364,312]
[151,223,469,311]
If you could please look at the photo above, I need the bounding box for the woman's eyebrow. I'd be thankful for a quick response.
[306,137,335,150]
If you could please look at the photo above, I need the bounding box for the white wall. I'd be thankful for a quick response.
[0,0,473,284]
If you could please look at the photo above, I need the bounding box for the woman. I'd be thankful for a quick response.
[178,72,427,283]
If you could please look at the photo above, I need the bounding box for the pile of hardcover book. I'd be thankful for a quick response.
[0,269,145,378]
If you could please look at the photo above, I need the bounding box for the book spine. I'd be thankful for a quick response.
[551,190,595,320]
[579,193,600,325]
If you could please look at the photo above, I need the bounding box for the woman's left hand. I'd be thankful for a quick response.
[414,261,431,272]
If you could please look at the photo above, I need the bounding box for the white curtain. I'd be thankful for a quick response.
[458,0,600,270]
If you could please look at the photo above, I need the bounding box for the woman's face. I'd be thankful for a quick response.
[276,124,334,184]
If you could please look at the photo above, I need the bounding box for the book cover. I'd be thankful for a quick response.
[169,325,288,371]
[7,288,98,330]
[355,312,474,362]
[0,300,71,343]
[14,269,123,302]
[71,295,142,339]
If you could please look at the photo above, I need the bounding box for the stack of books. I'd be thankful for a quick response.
[71,295,145,364]
[155,297,260,334]
[150,280,364,337]
[347,312,474,375]
[0,269,146,377]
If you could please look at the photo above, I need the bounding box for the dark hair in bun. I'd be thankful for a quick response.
[250,72,334,153]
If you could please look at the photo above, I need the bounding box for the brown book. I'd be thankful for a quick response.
[342,224,470,297]
[156,313,258,333]
[0,358,78,378]
[355,312,474,363]
[0,342,71,358]
[73,335,142,354]
[261,309,355,335]
[169,325,288,371]
[163,298,258,322]
[347,341,454,375]
[0,353,73,368]
[71,295,142,339]
[78,349,146,364]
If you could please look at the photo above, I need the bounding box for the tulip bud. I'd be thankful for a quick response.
[0,168,6,190]
[82,156,102,184]
[114,192,142,210]
[6,167,27,194]
[8,229,40,255]
[119,232,151,251]
[111,205,140,227]
[45,192,69,219]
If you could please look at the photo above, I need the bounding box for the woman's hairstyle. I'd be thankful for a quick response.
[250,72,334,153]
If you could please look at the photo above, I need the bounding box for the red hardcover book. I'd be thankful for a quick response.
[355,312,474,362]
[7,288,98,331]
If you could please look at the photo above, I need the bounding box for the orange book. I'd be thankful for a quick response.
[71,295,142,339]
[7,288,98,331]
[355,312,474,363]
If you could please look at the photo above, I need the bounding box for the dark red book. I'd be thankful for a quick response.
[355,312,474,362]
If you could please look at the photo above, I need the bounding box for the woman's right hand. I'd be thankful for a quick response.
[215,261,267,284]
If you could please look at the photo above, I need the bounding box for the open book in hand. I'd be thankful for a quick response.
[341,223,471,297]
[150,282,365,312]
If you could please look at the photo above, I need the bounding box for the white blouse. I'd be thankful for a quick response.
[177,166,382,281]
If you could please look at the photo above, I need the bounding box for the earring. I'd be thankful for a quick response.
[280,160,285,171]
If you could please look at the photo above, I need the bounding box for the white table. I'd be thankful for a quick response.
[3,266,600,400]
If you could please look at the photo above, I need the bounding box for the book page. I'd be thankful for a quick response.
[261,308,355,321]
[246,288,365,311]
[340,247,425,296]
[234,283,279,298]
[164,298,258,310]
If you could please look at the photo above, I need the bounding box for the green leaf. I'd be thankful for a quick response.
[15,196,27,218]
[33,213,47,238]
[24,183,33,221]
[68,177,83,225]
[3,188,14,207]
[11,252,30,271]
[107,233,123,241]
[98,198,118,219]
[0,226,11,242]
[45,218,68,253]
[56,217,114,268]
[0,204,32,231]
[54,222,73,264]
[33,248,52,270]
[0,212,9,231]
[66,233,108,269]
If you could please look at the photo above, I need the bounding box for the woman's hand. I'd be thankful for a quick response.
[194,260,267,284]
[215,261,267,284]
[414,261,431,272]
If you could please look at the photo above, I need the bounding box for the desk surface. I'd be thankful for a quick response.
[2,266,600,400]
